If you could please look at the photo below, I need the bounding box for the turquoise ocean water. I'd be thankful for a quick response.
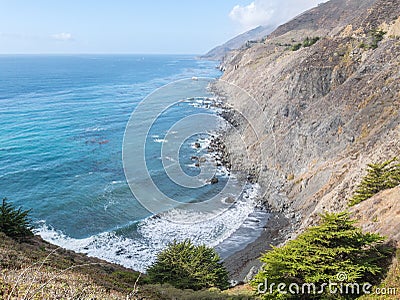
[0,55,267,271]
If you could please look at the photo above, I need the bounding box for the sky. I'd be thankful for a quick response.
[0,0,326,55]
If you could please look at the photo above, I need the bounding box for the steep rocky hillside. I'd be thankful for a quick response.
[203,0,376,61]
[218,0,399,242]
[269,0,377,38]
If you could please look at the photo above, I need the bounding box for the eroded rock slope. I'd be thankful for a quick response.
[219,0,400,234]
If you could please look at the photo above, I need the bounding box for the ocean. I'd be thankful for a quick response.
[0,55,268,272]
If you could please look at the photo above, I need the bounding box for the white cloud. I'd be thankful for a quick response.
[51,32,73,41]
[229,0,327,32]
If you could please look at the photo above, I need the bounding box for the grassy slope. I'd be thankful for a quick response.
[1,230,398,299]
[359,248,400,299]
[0,232,142,299]
[0,232,254,299]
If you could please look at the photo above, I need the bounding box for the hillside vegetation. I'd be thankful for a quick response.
[0,230,256,299]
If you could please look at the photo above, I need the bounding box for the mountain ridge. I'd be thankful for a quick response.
[201,0,379,62]
[201,25,275,61]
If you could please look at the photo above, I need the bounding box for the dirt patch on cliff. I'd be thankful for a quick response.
[350,186,400,246]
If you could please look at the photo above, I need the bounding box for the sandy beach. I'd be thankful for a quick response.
[223,212,292,282]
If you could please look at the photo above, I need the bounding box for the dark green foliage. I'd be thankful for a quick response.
[370,29,386,49]
[349,157,400,206]
[361,29,387,50]
[146,240,229,291]
[291,37,320,51]
[291,43,302,51]
[251,212,393,299]
[0,198,33,238]
[303,36,320,47]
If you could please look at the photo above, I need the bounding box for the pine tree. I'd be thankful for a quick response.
[0,198,33,238]
[251,212,392,299]
[349,157,400,206]
[146,239,229,291]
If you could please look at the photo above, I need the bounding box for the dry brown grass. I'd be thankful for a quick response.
[0,232,253,299]
[0,232,143,299]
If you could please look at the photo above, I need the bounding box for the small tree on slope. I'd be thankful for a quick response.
[146,239,229,291]
[349,157,400,206]
[0,198,33,238]
[251,212,393,299]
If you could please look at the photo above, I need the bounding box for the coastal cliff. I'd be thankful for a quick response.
[1,0,399,298]
[218,0,400,278]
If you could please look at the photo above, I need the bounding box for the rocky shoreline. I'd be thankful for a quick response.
[190,87,295,283]
[190,93,259,185]
[204,0,400,281]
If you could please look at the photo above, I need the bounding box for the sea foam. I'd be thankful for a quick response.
[35,184,261,273]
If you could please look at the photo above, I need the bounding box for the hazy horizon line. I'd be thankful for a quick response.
[0,52,203,56]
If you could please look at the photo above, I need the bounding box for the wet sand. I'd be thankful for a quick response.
[223,212,292,282]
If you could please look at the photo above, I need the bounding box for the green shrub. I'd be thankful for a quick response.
[291,43,302,51]
[349,157,400,206]
[291,37,320,51]
[0,198,33,238]
[370,29,386,49]
[251,212,393,299]
[303,36,320,47]
[146,240,229,291]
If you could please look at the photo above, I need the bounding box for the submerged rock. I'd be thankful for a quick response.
[225,196,235,204]
[210,176,219,184]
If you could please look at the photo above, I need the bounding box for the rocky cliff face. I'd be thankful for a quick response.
[218,0,400,235]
